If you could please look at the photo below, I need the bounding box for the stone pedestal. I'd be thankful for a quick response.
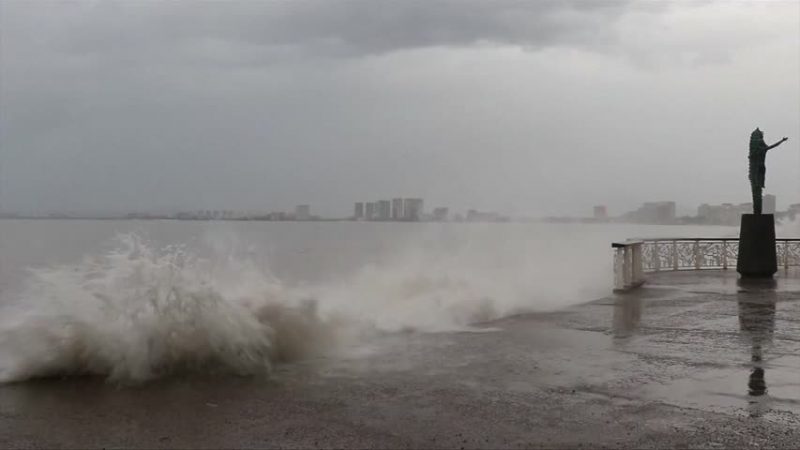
[737,214,777,278]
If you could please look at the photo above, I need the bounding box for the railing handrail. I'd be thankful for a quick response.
[611,239,643,248]
[612,237,800,247]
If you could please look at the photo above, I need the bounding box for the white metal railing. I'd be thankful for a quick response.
[612,238,800,291]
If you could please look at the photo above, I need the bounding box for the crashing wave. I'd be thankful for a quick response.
[0,235,331,383]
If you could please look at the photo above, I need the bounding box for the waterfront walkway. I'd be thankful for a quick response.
[1,270,799,448]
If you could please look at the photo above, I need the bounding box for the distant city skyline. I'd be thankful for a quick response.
[1,184,798,220]
[5,191,800,226]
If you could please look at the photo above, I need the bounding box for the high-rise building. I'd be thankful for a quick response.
[365,202,376,220]
[624,201,675,224]
[377,200,391,220]
[466,209,502,222]
[391,198,404,220]
[295,205,311,221]
[698,202,741,225]
[403,198,424,221]
[789,203,800,220]
[763,194,776,214]
[354,202,364,219]
[432,207,449,221]
[593,205,607,220]
[697,203,711,219]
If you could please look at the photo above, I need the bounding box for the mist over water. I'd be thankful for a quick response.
[0,220,738,383]
[777,216,800,236]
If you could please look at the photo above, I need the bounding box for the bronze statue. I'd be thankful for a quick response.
[749,128,788,214]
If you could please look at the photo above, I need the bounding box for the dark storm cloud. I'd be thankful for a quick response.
[7,1,634,61]
[186,0,632,57]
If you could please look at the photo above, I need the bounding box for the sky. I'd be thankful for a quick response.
[1,0,799,217]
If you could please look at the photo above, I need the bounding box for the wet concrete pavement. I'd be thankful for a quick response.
[1,270,799,448]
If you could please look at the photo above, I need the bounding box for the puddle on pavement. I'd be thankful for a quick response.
[638,354,800,418]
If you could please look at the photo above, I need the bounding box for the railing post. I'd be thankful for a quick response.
[672,240,679,270]
[623,245,633,289]
[612,241,647,291]
[653,241,660,272]
[613,247,623,290]
[784,241,789,272]
[722,240,728,270]
[693,240,701,270]
[632,242,643,285]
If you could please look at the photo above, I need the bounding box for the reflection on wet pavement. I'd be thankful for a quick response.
[737,279,776,417]
[612,295,642,339]
[621,270,800,420]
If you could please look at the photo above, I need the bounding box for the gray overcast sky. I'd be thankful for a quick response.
[1,1,799,217]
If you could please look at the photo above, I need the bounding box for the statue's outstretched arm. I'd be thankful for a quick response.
[767,137,789,150]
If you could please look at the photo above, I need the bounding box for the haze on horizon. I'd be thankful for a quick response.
[1,0,798,218]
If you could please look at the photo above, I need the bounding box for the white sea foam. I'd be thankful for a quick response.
[0,229,611,383]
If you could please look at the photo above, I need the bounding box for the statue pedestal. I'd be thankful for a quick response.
[737,214,777,278]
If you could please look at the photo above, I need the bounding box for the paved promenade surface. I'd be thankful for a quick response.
[1,270,799,448]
